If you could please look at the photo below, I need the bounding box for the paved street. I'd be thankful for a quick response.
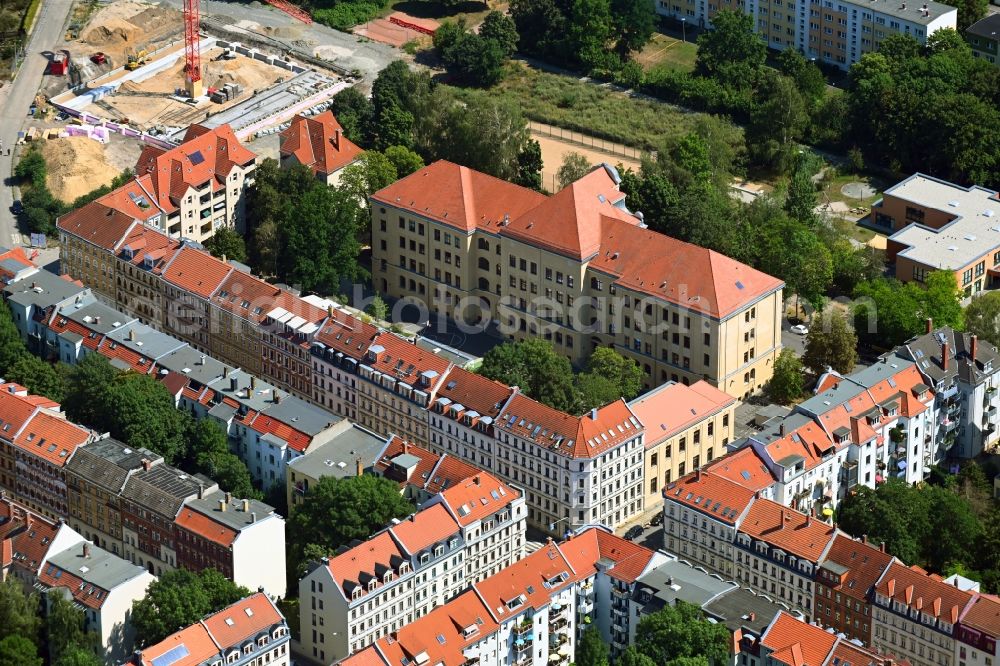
[0,0,74,249]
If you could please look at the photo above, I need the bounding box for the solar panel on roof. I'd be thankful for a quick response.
[151,644,190,666]
[188,150,205,165]
[736,281,745,290]
[741,470,751,481]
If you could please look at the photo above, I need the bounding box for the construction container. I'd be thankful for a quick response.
[49,53,68,75]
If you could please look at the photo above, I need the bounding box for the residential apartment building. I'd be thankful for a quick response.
[370,160,783,399]
[956,594,1000,666]
[733,498,836,618]
[127,594,291,666]
[372,436,485,505]
[298,471,524,662]
[967,14,1000,65]
[38,541,154,663]
[813,534,895,644]
[279,111,363,186]
[286,424,387,509]
[654,0,956,70]
[876,174,1000,297]
[751,611,899,666]
[871,561,974,666]
[134,124,257,241]
[0,496,87,586]
[0,382,97,520]
[628,380,736,518]
[341,527,673,666]
[662,470,757,578]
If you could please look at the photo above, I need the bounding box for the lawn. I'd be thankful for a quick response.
[635,32,698,73]
[819,170,889,208]
[456,63,702,150]
[388,0,498,26]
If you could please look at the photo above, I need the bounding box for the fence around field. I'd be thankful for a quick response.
[527,120,644,161]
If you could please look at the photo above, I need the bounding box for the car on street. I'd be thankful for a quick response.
[624,525,643,540]
[10,200,23,215]
[790,324,809,335]
[650,512,663,526]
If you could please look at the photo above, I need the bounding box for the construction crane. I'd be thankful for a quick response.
[183,0,202,98]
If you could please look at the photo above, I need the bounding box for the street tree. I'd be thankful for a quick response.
[479,339,580,413]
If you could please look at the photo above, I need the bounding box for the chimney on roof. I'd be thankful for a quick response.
[328,305,335,318]
[696,468,702,482]
[942,340,950,372]
[94,316,101,325]
[403,440,409,454]
[251,512,256,523]
[251,376,257,390]
[223,366,229,379]
[333,129,341,150]
[199,354,206,365]
[782,509,788,525]
[273,390,281,404]
[230,377,238,392]
[806,512,812,527]
[219,499,227,512]
[971,335,978,366]
[356,457,363,477]
[222,254,227,264]
[880,541,886,552]
[198,483,205,500]
[474,474,481,485]
[82,542,91,558]
[129,329,137,342]
[590,408,598,420]
[926,318,933,334]
[779,423,785,436]
[141,458,151,472]
[242,499,250,512]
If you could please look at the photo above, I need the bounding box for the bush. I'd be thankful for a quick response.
[312,1,383,30]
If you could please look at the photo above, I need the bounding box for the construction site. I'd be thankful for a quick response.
[50,0,349,134]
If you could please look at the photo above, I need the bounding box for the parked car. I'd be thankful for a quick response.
[624,525,643,540]
[650,512,663,526]
[10,200,23,215]
[790,324,809,335]
[90,52,106,65]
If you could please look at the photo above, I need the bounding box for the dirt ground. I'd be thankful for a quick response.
[533,132,641,193]
[78,1,183,64]
[36,133,142,202]
[84,47,292,129]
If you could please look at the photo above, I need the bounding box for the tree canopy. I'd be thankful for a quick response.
[203,227,248,264]
[965,293,1000,347]
[131,569,250,647]
[634,601,731,666]
[767,349,805,405]
[802,309,858,375]
[853,272,963,348]
[478,339,580,413]
[575,628,609,666]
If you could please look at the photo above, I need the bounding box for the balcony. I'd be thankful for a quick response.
[550,616,569,631]
[514,619,534,636]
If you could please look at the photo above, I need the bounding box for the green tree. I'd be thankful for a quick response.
[748,74,807,173]
[574,373,622,413]
[585,347,643,400]
[203,227,248,263]
[340,152,398,207]
[611,0,655,55]
[478,339,580,413]
[0,302,28,374]
[375,101,415,152]
[14,149,47,187]
[767,349,805,404]
[54,648,103,666]
[328,87,374,146]
[576,627,609,666]
[0,346,57,400]
[61,354,121,427]
[922,271,965,331]
[566,0,613,68]
[854,273,963,348]
[287,475,414,578]
[131,569,249,647]
[187,419,261,500]
[366,294,389,322]
[695,10,766,86]
[836,481,926,565]
[802,309,858,375]
[383,145,424,178]
[94,373,189,464]
[0,578,40,643]
[557,152,592,189]
[964,292,1000,346]
[635,601,730,666]
[949,0,987,31]
[785,165,818,225]
[479,10,520,57]
[45,591,93,664]
[776,49,826,107]
[0,636,41,666]
[514,139,544,191]
[618,647,657,666]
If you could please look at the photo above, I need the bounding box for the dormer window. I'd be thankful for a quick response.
[352,588,362,600]
[434,545,444,557]
[505,595,525,611]
[368,579,377,591]
[383,571,393,583]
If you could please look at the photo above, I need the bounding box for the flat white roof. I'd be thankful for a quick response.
[887,174,1000,270]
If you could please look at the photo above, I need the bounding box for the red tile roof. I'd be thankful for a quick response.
[960,594,1000,638]
[162,246,232,298]
[388,503,459,555]
[327,530,406,600]
[200,593,283,649]
[629,380,735,448]
[763,420,837,474]
[474,541,576,617]
[591,216,784,319]
[705,448,776,492]
[48,315,103,350]
[174,506,238,547]
[341,647,387,666]
[12,411,90,466]
[560,528,657,584]
[313,312,379,361]
[136,124,256,213]
[498,394,642,459]
[38,552,110,610]
[57,205,137,251]
[438,472,519,527]
[137,623,217,666]
[367,332,451,389]
[375,590,498,666]
[820,534,895,602]
[374,436,444,490]
[875,561,973,625]
[433,366,515,422]
[279,111,364,177]
[740,498,836,562]
[212,270,282,323]
[664,471,757,526]
[1,502,61,576]
[245,412,312,453]
[370,160,547,233]
[117,222,180,273]
[761,611,838,666]
[424,454,483,496]
[0,246,36,282]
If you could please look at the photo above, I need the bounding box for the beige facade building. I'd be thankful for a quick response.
[628,380,737,517]
[371,161,784,399]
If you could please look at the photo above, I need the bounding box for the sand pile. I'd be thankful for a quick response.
[79,0,182,60]
[82,17,140,47]
[38,137,120,203]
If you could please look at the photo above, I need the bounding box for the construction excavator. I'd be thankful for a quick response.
[124,47,148,71]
